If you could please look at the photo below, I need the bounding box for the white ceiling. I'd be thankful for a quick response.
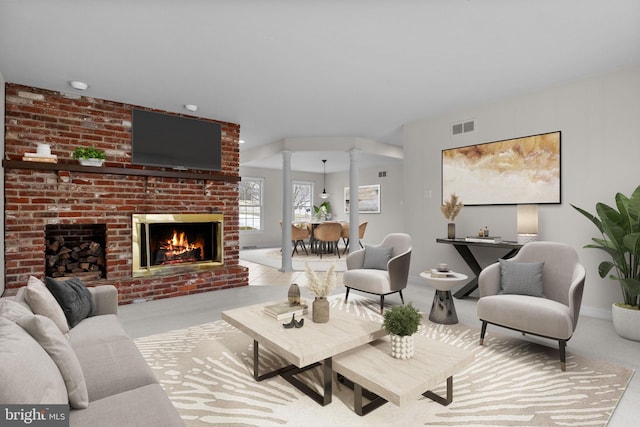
[1,0,639,173]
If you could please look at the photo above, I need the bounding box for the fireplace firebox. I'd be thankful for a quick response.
[132,214,223,276]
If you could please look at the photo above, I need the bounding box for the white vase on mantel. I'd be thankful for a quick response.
[390,334,414,359]
[612,303,640,341]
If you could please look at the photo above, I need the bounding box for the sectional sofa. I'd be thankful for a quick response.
[0,277,184,426]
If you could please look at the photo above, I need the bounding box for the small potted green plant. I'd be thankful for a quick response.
[73,146,106,167]
[382,303,422,359]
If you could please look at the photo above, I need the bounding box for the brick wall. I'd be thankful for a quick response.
[3,83,248,304]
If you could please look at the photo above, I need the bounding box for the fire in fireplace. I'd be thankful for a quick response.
[132,214,223,276]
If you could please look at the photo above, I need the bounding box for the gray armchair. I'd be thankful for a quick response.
[343,233,412,313]
[477,241,586,371]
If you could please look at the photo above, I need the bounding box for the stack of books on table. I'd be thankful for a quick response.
[464,236,502,243]
[263,301,308,320]
[22,152,58,163]
[429,269,456,278]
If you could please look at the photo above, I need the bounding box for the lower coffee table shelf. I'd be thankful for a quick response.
[333,334,474,415]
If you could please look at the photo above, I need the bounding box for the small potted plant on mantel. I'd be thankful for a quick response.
[572,184,640,341]
[73,146,106,167]
[382,303,422,359]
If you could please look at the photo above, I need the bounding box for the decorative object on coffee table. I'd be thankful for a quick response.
[441,193,463,239]
[382,303,422,359]
[288,283,301,305]
[305,262,336,323]
[73,146,106,167]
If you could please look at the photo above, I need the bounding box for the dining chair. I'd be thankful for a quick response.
[341,221,368,255]
[313,222,342,259]
[279,222,311,256]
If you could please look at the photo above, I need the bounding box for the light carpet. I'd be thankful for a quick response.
[240,247,347,272]
[134,295,633,427]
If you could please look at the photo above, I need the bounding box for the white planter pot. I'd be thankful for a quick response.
[78,158,104,167]
[612,303,640,342]
[390,334,414,359]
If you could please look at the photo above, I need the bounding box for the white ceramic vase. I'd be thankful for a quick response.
[390,334,414,359]
[612,303,640,342]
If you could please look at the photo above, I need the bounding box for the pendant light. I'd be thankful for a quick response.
[320,159,329,199]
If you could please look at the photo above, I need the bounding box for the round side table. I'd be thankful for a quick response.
[420,270,468,324]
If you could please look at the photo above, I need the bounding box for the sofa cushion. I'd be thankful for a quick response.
[0,298,33,322]
[45,276,96,328]
[69,384,185,427]
[69,315,158,402]
[23,276,70,335]
[363,245,393,270]
[0,317,68,405]
[16,314,89,409]
[499,259,545,298]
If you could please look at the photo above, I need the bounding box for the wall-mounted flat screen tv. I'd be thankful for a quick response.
[132,109,222,171]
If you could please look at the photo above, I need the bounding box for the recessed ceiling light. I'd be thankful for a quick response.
[184,104,198,112]
[239,139,245,144]
[69,80,88,90]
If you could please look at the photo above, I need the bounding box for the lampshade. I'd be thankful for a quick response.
[517,205,538,244]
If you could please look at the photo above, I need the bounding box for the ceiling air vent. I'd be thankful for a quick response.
[451,120,475,136]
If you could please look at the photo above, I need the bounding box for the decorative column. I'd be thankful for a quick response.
[348,149,360,254]
[281,150,293,272]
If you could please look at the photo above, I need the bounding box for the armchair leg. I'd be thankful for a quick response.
[380,295,384,314]
[399,290,405,305]
[480,321,487,346]
[559,340,567,371]
[345,287,350,302]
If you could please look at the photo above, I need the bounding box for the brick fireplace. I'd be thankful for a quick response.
[3,84,248,304]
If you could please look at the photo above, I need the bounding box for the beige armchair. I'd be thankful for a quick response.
[343,233,412,313]
[477,241,586,371]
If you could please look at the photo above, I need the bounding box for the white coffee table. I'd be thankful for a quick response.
[420,270,468,324]
[222,301,386,406]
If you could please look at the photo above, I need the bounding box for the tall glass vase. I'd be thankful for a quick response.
[447,223,456,239]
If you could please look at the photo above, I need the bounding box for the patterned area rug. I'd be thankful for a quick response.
[134,296,633,427]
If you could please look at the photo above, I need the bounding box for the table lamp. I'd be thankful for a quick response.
[517,205,538,244]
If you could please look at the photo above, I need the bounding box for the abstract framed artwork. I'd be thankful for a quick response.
[344,184,381,213]
[442,131,561,206]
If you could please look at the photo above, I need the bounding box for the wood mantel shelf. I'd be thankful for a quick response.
[2,160,240,183]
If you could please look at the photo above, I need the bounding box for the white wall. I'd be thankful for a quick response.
[239,162,405,248]
[403,65,640,319]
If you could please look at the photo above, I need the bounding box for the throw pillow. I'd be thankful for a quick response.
[0,317,68,405]
[23,276,70,335]
[499,259,545,298]
[45,277,96,329]
[363,245,393,270]
[16,314,89,409]
[0,298,33,322]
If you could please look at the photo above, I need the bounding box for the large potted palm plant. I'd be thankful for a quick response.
[572,185,640,341]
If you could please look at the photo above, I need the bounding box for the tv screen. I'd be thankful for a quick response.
[131,109,222,171]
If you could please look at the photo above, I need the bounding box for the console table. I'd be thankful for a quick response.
[436,238,522,299]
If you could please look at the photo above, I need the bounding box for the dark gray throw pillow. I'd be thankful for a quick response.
[499,259,545,298]
[45,277,96,328]
[363,245,393,270]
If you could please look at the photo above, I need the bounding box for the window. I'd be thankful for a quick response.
[293,181,313,222]
[239,177,263,231]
